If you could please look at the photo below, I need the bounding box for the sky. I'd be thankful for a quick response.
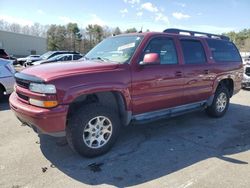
[0,0,250,34]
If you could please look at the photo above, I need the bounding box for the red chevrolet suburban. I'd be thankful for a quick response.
[9,29,243,157]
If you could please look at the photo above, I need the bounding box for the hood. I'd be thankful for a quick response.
[21,60,119,81]
[0,58,14,65]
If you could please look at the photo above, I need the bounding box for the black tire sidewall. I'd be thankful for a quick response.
[67,104,121,157]
[207,86,230,117]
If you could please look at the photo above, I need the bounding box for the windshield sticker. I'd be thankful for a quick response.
[118,43,135,51]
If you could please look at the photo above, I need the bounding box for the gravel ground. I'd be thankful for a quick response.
[0,89,250,188]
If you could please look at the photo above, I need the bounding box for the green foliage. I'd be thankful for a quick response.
[125,28,137,33]
[224,29,250,51]
[46,24,139,53]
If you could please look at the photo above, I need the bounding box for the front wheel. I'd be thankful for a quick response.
[66,104,121,157]
[206,86,230,118]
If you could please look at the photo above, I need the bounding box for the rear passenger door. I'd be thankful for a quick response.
[180,39,214,104]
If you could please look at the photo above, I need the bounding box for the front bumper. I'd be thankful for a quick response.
[9,92,68,137]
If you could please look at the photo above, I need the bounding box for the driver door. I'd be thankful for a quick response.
[131,36,184,114]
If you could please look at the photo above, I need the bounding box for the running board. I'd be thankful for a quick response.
[132,101,207,123]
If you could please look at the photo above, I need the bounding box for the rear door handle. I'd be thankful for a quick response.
[175,71,182,77]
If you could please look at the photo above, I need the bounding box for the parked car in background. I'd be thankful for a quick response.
[0,58,15,100]
[9,29,243,157]
[242,57,250,88]
[0,49,10,59]
[29,54,83,66]
[24,51,80,66]
[17,55,41,66]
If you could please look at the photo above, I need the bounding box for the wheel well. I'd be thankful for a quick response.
[218,79,234,97]
[67,91,130,126]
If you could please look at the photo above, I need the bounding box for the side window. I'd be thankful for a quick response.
[144,37,178,65]
[206,39,241,62]
[181,40,206,64]
[73,55,82,60]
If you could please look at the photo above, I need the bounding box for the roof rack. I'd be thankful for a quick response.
[163,28,230,41]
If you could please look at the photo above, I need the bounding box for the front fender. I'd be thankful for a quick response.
[62,83,132,111]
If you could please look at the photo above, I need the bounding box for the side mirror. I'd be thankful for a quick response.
[140,53,160,65]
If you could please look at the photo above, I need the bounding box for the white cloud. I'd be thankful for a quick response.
[155,12,169,24]
[172,12,190,20]
[124,0,140,5]
[37,9,45,15]
[58,16,76,24]
[197,12,202,16]
[141,2,158,12]
[0,14,33,26]
[136,11,143,17]
[120,8,128,14]
[175,2,186,7]
[87,14,106,26]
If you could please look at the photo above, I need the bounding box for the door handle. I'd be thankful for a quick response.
[204,70,210,74]
[175,71,182,77]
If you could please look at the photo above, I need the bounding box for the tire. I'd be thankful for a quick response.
[206,85,230,118]
[66,103,121,157]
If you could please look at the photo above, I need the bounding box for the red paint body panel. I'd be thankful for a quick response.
[9,32,243,135]
[10,92,68,133]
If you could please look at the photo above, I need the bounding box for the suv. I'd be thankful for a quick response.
[9,29,243,157]
[242,57,250,88]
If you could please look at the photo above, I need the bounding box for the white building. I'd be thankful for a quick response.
[0,30,46,57]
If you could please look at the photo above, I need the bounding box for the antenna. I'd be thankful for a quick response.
[138,26,143,33]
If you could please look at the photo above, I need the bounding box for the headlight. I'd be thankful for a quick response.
[29,83,56,94]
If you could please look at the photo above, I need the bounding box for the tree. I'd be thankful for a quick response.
[113,27,121,35]
[67,23,82,51]
[125,27,137,33]
[85,24,104,50]
[47,25,58,50]
[9,23,21,33]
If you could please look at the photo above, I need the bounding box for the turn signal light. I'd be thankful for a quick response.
[29,98,58,108]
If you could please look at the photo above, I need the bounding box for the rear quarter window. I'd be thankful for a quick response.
[206,39,241,62]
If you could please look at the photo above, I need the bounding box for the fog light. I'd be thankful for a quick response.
[29,98,58,108]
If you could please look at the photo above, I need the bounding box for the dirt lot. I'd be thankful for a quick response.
[0,90,250,188]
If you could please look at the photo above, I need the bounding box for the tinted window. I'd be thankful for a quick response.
[206,39,241,62]
[73,55,82,60]
[144,37,178,65]
[181,40,206,64]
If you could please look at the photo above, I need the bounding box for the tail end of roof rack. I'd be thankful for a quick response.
[163,28,230,41]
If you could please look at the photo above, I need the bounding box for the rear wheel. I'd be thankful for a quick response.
[206,86,230,118]
[66,104,121,157]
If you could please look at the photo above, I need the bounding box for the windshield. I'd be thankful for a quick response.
[85,35,143,64]
[40,51,54,59]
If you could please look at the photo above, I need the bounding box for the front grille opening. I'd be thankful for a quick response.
[16,79,30,89]
[17,92,29,101]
